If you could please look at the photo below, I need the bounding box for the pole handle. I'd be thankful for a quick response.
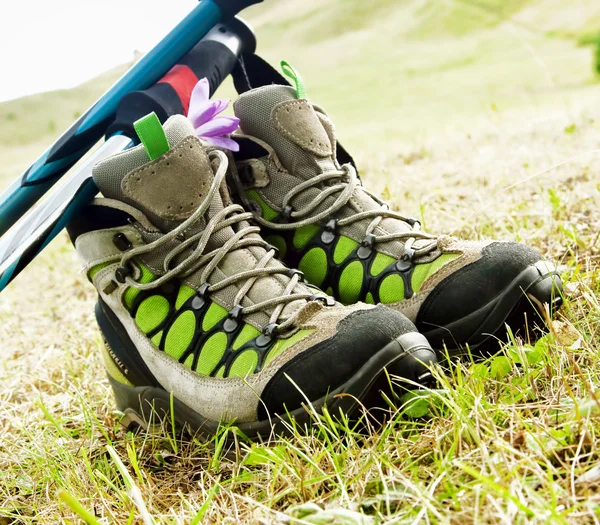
[106,17,255,138]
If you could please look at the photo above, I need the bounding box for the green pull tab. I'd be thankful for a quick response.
[281,60,307,100]
[133,112,170,161]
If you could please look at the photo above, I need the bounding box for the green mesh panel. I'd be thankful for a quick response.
[135,295,170,334]
[370,253,396,276]
[215,366,225,378]
[184,354,194,370]
[196,332,227,376]
[366,292,375,304]
[164,311,196,361]
[229,350,259,377]
[411,254,459,293]
[299,247,327,287]
[247,189,279,221]
[233,324,261,350]
[151,331,162,347]
[176,284,196,310]
[202,302,228,331]
[124,264,155,309]
[293,224,320,249]
[333,236,358,264]
[325,286,334,296]
[339,261,363,304]
[379,274,405,303]
[265,235,287,259]
[88,261,112,280]
[265,329,313,368]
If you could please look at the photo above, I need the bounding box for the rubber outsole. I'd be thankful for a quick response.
[108,331,436,441]
[420,260,564,357]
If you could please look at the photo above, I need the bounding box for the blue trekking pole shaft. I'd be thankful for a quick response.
[0,0,260,238]
[0,16,257,292]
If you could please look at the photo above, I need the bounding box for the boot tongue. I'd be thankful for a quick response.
[234,85,338,181]
[93,114,222,235]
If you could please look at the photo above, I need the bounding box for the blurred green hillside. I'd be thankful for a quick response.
[1,0,600,185]
[241,0,600,148]
[0,63,132,185]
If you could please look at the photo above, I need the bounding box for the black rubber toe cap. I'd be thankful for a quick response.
[417,241,541,330]
[258,305,416,419]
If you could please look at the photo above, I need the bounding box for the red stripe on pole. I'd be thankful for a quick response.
[158,65,199,116]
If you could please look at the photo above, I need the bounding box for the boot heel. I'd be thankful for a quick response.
[107,375,154,432]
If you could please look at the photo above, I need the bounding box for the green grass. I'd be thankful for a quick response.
[2,0,600,522]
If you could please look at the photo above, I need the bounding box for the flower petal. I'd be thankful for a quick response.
[196,116,240,137]
[204,136,240,152]
[190,102,219,128]
[189,99,231,129]
[191,77,209,102]
[211,98,230,116]
[188,78,211,124]
[187,78,240,149]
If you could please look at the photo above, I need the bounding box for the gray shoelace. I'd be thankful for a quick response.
[118,150,316,331]
[234,159,439,258]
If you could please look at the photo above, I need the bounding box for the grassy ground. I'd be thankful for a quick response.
[2,0,600,522]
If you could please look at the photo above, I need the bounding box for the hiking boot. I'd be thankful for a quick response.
[67,111,436,439]
[228,75,563,356]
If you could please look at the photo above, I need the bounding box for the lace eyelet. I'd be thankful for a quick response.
[395,260,411,272]
[256,323,278,347]
[321,218,337,244]
[115,263,134,283]
[309,294,336,307]
[112,233,132,251]
[286,268,305,281]
[401,246,415,262]
[191,283,210,310]
[396,246,415,271]
[223,305,243,333]
[280,205,293,222]
[357,233,376,260]
[265,243,280,257]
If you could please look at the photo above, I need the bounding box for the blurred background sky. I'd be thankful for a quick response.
[0,0,197,101]
[2,0,600,155]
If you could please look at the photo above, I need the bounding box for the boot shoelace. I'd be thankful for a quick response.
[236,160,439,259]
[118,150,320,333]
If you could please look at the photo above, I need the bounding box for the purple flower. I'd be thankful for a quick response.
[188,78,240,151]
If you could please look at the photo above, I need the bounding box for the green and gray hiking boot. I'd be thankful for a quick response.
[67,113,436,439]
[228,80,564,356]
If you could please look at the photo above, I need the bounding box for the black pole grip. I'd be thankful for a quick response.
[213,0,263,20]
[106,17,256,139]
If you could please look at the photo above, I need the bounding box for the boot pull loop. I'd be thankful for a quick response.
[280,60,307,100]
[133,112,170,161]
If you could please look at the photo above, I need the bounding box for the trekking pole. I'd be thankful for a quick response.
[0,16,256,291]
[0,0,261,238]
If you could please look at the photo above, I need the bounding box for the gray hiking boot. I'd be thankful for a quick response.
[67,113,437,439]
[227,72,563,356]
